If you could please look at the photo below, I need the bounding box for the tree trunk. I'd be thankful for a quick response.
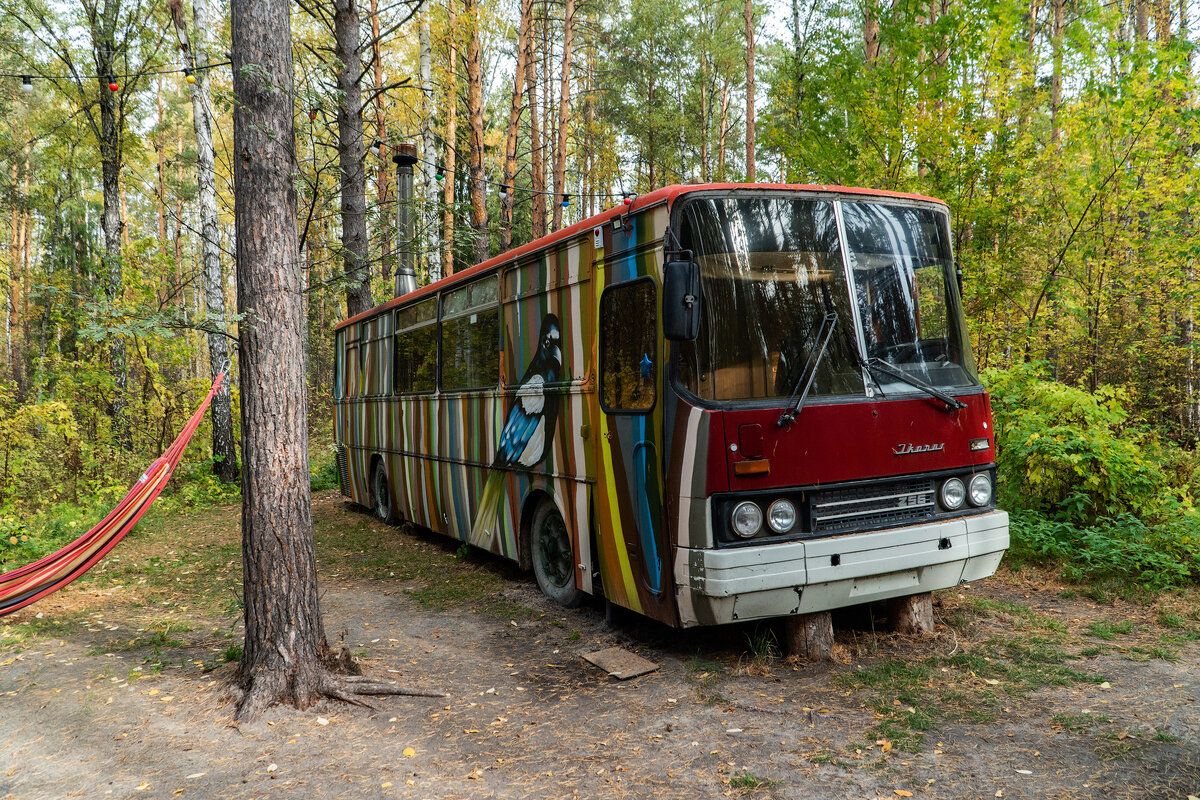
[501,0,534,251]
[863,0,880,63]
[716,77,730,181]
[92,5,130,450]
[335,0,375,317]
[525,11,545,239]
[169,0,240,484]
[886,592,935,635]
[155,78,169,266]
[1050,0,1063,146]
[370,0,394,286]
[783,612,833,661]
[420,8,441,282]
[551,0,575,232]
[744,0,755,182]
[443,0,459,275]
[465,0,488,266]
[231,0,327,721]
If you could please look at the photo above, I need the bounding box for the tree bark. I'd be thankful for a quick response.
[370,0,394,286]
[231,0,327,721]
[716,77,730,181]
[501,0,535,251]
[551,0,575,232]
[886,592,935,635]
[335,0,375,316]
[525,10,545,239]
[91,2,130,450]
[1050,0,1063,146]
[443,0,459,275]
[169,0,240,484]
[863,0,880,63]
[465,0,488,265]
[744,0,756,182]
[420,8,441,281]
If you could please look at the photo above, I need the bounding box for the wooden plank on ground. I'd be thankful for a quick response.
[581,647,659,680]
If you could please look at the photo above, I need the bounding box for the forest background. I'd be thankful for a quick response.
[0,0,1197,597]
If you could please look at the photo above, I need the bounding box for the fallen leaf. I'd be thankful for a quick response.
[895,791,913,797]
[1016,769,1032,775]
[266,764,277,774]
[381,782,392,788]
[316,717,330,726]
[403,747,416,757]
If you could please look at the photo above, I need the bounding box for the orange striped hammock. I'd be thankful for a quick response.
[0,370,229,618]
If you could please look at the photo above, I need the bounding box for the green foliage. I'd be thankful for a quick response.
[985,363,1188,522]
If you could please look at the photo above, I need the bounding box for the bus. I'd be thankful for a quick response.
[333,183,1009,629]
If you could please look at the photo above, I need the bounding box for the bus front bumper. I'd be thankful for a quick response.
[674,510,1009,628]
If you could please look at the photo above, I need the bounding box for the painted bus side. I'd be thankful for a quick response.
[334,199,680,624]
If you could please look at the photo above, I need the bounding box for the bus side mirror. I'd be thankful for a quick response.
[663,259,701,341]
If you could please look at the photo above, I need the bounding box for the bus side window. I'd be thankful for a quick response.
[394,297,438,394]
[441,277,501,391]
[600,279,656,412]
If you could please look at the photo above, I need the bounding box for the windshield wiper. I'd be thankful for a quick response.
[778,311,838,428]
[866,357,967,412]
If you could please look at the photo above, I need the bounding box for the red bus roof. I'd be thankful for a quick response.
[334,182,946,332]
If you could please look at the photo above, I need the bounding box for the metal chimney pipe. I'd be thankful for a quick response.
[393,142,419,297]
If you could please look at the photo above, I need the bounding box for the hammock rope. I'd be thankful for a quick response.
[0,369,231,618]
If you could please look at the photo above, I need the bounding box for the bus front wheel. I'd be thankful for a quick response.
[371,460,397,524]
[530,502,584,608]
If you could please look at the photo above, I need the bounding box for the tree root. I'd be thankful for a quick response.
[317,674,447,710]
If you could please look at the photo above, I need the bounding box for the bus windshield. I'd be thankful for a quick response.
[674,195,979,404]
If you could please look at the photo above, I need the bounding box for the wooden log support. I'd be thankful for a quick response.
[886,592,935,636]
[783,611,834,661]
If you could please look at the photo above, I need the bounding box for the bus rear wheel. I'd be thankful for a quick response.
[371,460,397,524]
[530,502,584,608]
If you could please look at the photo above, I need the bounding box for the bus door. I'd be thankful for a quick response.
[595,276,675,625]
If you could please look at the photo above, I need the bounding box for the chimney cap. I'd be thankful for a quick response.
[391,141,419,166]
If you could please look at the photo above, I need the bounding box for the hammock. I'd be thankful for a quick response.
[0,369,230,618]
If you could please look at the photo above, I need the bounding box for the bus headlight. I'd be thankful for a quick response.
[731,502,763,538]
[968,474,993,507]
[940,478,966,510]
[767,499,797,533]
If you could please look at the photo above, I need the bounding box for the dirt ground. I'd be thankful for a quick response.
[2,492,1199,800]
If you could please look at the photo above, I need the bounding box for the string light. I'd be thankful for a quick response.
[498,183,509,200]
[372,140,385,157]
[434,164,445,181]
[561,193,570,208]
[2,60,230,92]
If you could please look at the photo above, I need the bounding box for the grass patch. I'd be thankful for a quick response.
[1083,620,1133,640]
[0,614,85,650]
[728,771,778,791]
[960,596,1068,632]
[837,633,1101,751]
[685,656,729,705]
[1052,712,1111,732]
[1153,731,1180,743]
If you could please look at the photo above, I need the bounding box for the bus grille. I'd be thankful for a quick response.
[810,478,937,534]
[336,445,351,497]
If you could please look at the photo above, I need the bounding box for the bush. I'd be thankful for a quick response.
[984,363,1190,524]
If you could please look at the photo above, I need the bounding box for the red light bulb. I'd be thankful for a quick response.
[108,81,119,92]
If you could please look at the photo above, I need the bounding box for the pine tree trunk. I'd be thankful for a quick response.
[526,11,545,239]
[744,0,756,182]
[231,0,327,721]
[501,0,534,251]
[443,0,459,275]
[465,0,488,265]
[170,0,240,484]
[717,77,730,181]
[551,0,575,232]
[335,0,375,316]
[370,0,393,285]
[420,8,441,282]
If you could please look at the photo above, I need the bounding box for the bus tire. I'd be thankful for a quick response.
[530,501,584,608]
[371,460,397,524]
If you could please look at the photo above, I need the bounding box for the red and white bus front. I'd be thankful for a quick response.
[662,190,1008,627]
